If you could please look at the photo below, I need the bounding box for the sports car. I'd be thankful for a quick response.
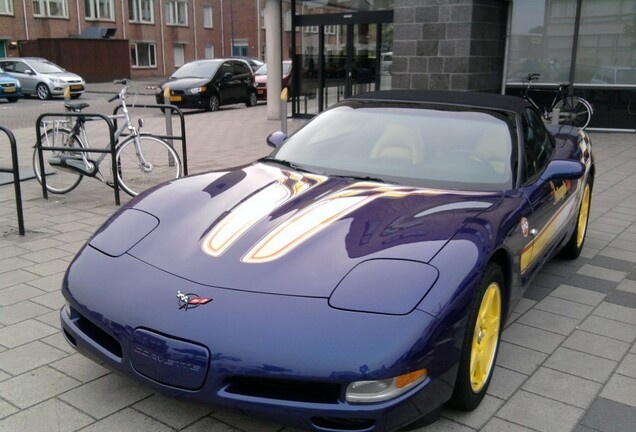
[60,90,594,432]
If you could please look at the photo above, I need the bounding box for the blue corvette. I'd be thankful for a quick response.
[61,90,594,431]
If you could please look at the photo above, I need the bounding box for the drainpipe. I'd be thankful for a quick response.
[220,0,225,56]
[193,0,198,59]
[121,0,126,39]
[76,0,81,34]
[257,0,261,59]
[159,0,166,76]
[21,0,29,40]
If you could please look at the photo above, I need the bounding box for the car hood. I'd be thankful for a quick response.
[161,77,209,90]
[94,163,501,297]
[45,72,83,82]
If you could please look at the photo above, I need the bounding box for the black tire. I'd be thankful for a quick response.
[560,181,592,259]
[246,91,257,107]
[33,128,84,194]
[206,94,220,112]
[7,97,18,103]
[450,262,504,411]
[36,83,51,100]
[115,135,182,196]
[554,97,592,129]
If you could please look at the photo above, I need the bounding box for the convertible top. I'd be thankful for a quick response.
[349,90,530,114]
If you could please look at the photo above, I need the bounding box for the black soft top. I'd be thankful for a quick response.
[348,90,530,114]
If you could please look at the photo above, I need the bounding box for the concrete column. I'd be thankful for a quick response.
[264,0,282,120]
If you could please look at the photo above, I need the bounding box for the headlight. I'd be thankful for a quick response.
[51,78,65,84]
[89,209,159,257]
[63,302,72,318]
[346,369,428,403]
[186,86,206,94]
[329,259,438,315]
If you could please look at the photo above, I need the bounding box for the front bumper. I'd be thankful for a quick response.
[61,246,458,431]
[155,93,206,109]
[50,83,85,97]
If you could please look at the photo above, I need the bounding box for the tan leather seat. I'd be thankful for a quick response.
[371,123,422,163]
[475,126,511,177]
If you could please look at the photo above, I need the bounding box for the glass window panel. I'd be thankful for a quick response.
[204,6,213,28]
[506,0,575,83]
[0,0,13,14]
[575,0,636,84]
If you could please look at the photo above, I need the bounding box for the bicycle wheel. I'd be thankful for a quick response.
[554,97,592,129]
[115,135,181,196]
[33,128,84,194]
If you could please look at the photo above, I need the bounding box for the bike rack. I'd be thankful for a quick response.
[35,113,121,205]
[112,103,188,176]
[0,126,25,236]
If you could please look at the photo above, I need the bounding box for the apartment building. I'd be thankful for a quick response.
[0,0,271,79]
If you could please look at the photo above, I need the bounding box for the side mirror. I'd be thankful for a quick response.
[222,72,233,81]
[540,160,584,182]
[266,131,287,149]
[25,69,33,75]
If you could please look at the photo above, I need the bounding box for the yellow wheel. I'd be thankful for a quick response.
[450,262,504,411]
[560,180,592,259]
[576,183,591,248]
[469,282,501,393]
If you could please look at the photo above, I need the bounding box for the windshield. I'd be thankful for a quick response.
[272,105,515,191]
[171,60,222,79]
[255,62,292,76]
[30,60,65,74]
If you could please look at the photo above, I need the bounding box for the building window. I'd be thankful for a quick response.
[284,10,291,31]
[203,6,212,28]
[33,0,69,18]
[131,42,156,68]
[129,0,153,23]
[1,0,14,15]
[85,0,114,20]
[174,44,185,67]
[204,45,214,59]
[232,43,248,57]
[166,0,187,26]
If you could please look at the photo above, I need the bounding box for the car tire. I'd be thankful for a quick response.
[559,180,592,259]
[7,97,19,103]
[246,91,257,107]
[450,262,503,411]
[206,94,220,112]
[36,83,51,100]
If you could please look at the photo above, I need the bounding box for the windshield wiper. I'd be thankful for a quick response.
[259,157,310,172]
[331,174,388,184]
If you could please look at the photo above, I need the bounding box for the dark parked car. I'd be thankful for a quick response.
[156,59,257,111]
[61,90,593,432]
[0,66,21,102]
[255,60,292,100]
[0,57,85,100]
[230,56,264,73]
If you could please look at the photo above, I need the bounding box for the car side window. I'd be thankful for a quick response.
[1,61,15,72]
[220,62,233,77]
[233,62,250,76]
[521,107,554,181]
[14,62,29,74]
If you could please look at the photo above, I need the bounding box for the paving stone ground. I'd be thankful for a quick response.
[1,85,635,431]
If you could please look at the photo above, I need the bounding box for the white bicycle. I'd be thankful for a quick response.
[33,79,182,196]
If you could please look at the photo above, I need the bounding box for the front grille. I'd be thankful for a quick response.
[225,376,341,404]
[75,311,123,359]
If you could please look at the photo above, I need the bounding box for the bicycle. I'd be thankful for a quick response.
[521,73,593,129]
[33,79,182,196]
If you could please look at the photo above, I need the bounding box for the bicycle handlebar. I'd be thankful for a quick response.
[107,94,118,103]
[112,79,129,86]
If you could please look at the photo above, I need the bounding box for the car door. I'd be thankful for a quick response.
[11,60,38,94]
[232,61,252,102]
[217,61,236,103]
[519,107,572,282]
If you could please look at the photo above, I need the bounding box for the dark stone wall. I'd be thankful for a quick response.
[392,0,508,92]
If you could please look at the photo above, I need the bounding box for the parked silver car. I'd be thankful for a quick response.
[0,57,85,100]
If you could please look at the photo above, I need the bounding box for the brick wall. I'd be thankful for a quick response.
[392,0,508,92]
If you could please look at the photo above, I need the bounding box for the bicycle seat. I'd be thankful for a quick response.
[64,102,90,112]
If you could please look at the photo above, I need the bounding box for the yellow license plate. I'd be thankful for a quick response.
[70,85,82,90]
[5,87,16,93]
[170,95,182,102]
[257,89,264,94]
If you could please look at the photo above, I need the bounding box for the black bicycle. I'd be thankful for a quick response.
[521,73,593,129]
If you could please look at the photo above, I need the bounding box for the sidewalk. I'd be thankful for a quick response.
[0,98,635,431]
